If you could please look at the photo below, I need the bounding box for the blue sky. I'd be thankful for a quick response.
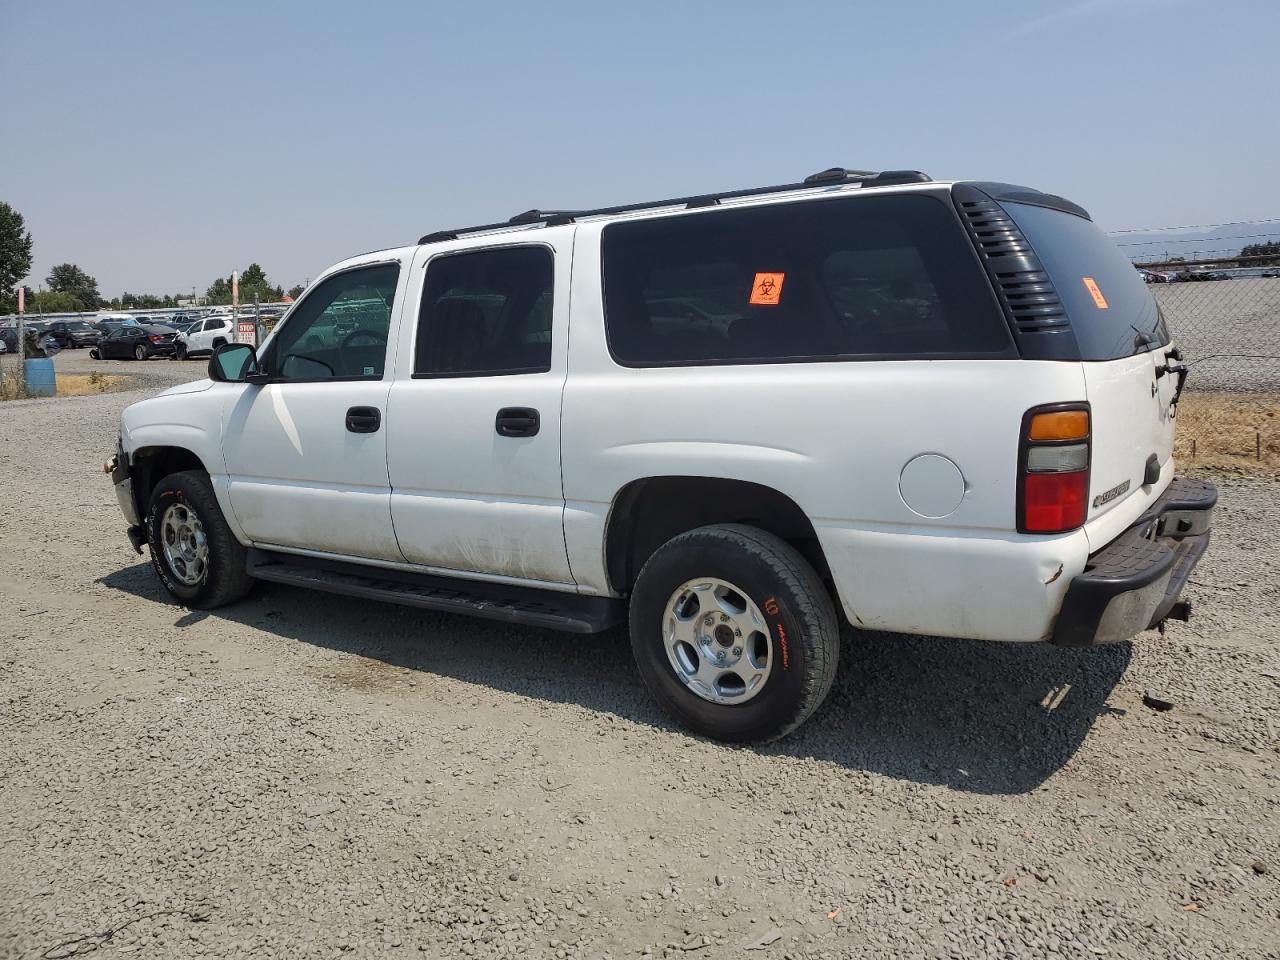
[3,0,1277,298]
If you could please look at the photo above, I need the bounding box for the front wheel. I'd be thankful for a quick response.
[134,345,147,361]
[629,524,839,743]
[146,470,254,609]
[173,342,187,361]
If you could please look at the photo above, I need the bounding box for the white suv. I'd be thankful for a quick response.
[175,314,237,360]
[106,168,1215,742]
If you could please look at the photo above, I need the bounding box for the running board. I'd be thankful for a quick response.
[246,549,622,634]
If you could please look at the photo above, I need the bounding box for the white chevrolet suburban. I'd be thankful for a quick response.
[107,167,1215,742]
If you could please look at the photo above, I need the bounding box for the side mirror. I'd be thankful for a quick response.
[209,342,263,383]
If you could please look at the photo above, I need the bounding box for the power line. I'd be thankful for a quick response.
[1107,218,1280,236]
[1114,233,1280,248]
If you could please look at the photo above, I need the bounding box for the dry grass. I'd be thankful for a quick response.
[1175,391,1280,472]
[56,372,134,396]
[0,369,135,400]
[0,364,21,400]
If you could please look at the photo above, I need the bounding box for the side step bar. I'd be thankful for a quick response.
[246,548,623,634]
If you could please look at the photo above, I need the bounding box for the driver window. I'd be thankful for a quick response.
[263,262,400,381]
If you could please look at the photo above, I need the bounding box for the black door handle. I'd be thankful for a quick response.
[346,406,381,433]
[495,407,540,437]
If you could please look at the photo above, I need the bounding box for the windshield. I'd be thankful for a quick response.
[1003,201,1169,360]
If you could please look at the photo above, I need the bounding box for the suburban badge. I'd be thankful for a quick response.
[1093,479,1131,508]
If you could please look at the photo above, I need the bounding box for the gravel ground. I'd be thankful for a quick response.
[1,352,1278,960]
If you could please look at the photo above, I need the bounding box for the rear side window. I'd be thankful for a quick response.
[1003,201,1168,360]
[414,246,553,377]
[601,193,1012,366]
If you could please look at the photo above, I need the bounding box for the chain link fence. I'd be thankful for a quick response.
[1135,261,1280,470]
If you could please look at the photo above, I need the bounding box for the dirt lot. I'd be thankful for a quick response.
[2,352,1278,959]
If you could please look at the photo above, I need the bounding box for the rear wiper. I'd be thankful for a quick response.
[1131,324,1157,352]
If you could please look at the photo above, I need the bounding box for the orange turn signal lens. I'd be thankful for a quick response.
[1028,410,1089,442]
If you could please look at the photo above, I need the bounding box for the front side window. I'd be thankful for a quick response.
[261,263,400,381]
[414,246,553,377]
[602,193,1012,366]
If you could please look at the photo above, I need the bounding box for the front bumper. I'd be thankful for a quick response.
[105,442,145,553]
[1051,477,1216,646]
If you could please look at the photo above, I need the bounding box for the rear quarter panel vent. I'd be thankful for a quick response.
[952,184,1079,360]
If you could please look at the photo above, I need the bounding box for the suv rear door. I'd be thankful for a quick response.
[1000,200,1177,546]
[384,232,575,585]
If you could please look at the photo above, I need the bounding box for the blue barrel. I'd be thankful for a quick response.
[23,357,56,397]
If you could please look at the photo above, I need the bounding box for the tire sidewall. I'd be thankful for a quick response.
[630,533,818,742]
[146,473,224,605]
[135,345,146,361]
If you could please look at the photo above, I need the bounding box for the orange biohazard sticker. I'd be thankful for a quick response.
[750,272,785,305]
[1082,276,1108,309]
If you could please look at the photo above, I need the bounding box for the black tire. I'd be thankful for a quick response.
[173,342,187,361]
[629,523,839,743]
[146,470,254,609]
[134,345,147,361]
[89,348,99,359]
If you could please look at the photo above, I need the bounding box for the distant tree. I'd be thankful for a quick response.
[30,290,87,313]
[205,276,232,305]
[1240,241,1280,264]
[206,263,284,305]
[238,262,283,303]
[0,202,34,314]
[287,284,305,299]
[46,262,102,310]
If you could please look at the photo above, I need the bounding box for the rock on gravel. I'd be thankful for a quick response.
[1,353,1278,959]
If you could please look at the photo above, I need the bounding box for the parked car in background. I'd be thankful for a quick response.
[0,324,59,355]
[175,313,236,360]
[46,320,100,348]
[96,312,138,326]
[95,323,178,360]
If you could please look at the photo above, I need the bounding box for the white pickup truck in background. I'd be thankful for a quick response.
[106,167,1215,742]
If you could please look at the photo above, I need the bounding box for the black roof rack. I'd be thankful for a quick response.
[416,167,932,245]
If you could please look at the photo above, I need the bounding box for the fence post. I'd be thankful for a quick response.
[16,285,25,397]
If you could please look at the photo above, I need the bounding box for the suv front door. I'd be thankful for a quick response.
[220,258,410,561]
[385,236,574,585]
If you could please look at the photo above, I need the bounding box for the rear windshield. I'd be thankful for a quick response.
[601,193,1013,366]
[1002,201,1169,360]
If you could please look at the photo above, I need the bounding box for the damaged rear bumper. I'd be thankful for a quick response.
[1051,478,1216,647]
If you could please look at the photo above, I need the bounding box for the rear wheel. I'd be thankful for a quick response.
[146,470,254,609]
[174,342,187,361]
[89,348,99,359]
[629,523,839,743]
[134,345,147,361]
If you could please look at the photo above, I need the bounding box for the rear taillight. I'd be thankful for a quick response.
[1018,404,1090,534]
[149,335,163,343]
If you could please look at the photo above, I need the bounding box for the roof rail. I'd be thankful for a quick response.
[416,167,932,245]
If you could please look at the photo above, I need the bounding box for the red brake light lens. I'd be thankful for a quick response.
[1023,471,1089,532]
[149,335,163,343]
[1019,404,1091,534]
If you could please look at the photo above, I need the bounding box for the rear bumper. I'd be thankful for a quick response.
[1051,477,1216,646]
